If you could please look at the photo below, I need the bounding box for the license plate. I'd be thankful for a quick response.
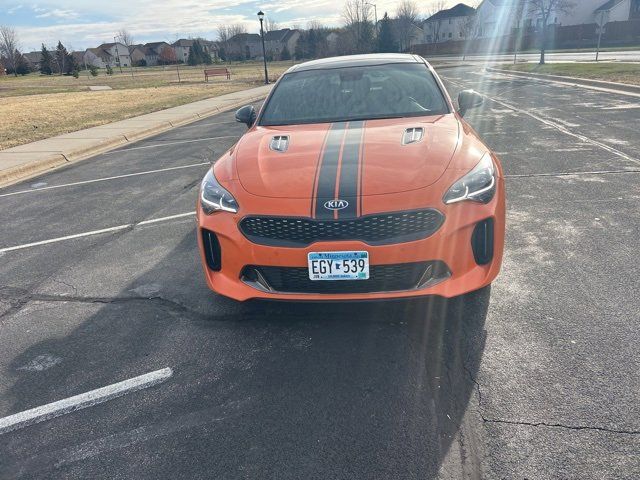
[308,251,369,281]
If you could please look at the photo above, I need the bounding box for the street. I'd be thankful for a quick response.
[0,66,639,479]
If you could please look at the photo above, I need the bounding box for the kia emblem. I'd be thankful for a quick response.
[324,199,349,211]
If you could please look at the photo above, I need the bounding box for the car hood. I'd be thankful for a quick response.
[235,115,460,199]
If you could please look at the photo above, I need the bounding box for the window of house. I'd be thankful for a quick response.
[448,32,452,38]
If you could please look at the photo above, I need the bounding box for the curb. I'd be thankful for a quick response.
[486,67,640,95]
[0,90,269,188]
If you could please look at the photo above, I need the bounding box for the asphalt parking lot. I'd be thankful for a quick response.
[0,66,639,479]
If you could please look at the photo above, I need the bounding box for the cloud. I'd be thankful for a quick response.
[35,8,79,20]
[8,4,24,14]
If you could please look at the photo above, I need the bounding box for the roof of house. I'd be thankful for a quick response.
[87,48,113,61]
[144,42,171,55]
[426,3,476,21]
[23,52,42,64]
[264,28,299,42]
[228,33,262,43]
[595,0,626,12]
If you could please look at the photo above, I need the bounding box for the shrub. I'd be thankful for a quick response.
[89,64,98,76]
[105,64,113,75]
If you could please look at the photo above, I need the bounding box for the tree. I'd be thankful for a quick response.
[0,25,20,77]
[158,45,177,65]
[14,51,31,75]
[424,0,447,43]
[40,44,54,75]
[89,64,99,76]
[118,29,135,47]
[528,0,575,64]
[343,0,375,54]
[395,0,419,52]
[265,18,279,32]
[55,41,68,75]
[376,13,397,53]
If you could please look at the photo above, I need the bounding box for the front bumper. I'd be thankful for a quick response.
[197,178,505,302]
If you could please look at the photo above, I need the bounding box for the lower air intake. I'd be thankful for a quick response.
[241,261,450,294]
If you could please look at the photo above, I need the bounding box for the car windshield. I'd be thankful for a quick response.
[259,63,449,126]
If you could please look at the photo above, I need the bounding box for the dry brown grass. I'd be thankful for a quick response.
[0,62,292,150]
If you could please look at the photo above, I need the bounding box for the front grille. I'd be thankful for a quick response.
[241,261,450,294]
[239,209,445,247]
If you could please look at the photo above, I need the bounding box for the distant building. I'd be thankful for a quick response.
[84,42,130,68]
[264,29,300,59]
[129,45,146,66]
[422,3,476,43]
[173,39,219,63]
[474,0,639,38]
[226,33,262,60]
[143,42,173,66]
[23,51,42,70]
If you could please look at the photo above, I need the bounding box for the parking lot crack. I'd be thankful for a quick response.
[481,417,640,436]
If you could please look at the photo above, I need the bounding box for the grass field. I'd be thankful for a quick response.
[0,61,292,150]
[500,62,640,85]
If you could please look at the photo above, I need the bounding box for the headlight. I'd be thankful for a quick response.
[443,153,496,205]
[200,169,239,214]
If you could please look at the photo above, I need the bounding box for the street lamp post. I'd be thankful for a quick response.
[596,10,605,62]
[258,10,269,85]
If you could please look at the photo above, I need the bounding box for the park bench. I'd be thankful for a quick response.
[204,67,231,81]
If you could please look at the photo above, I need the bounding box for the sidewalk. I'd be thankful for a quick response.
[0,84,272,188]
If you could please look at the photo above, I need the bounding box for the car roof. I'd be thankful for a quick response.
[285,53,427,73]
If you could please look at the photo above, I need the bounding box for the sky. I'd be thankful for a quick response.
[1,0,462,52]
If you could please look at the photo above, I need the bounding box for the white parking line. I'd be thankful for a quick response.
[0,368,173,435]
[0,163,210,198]
[0,212,194,254]
[445,77,640,166]
[104,135,237,154]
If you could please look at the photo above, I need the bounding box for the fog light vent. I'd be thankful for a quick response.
[471,218,494,265]
[202,229,221,271]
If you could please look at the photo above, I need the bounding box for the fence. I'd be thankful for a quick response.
[411,19,640,56]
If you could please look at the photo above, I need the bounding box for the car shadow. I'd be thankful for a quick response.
[4,226,489,479]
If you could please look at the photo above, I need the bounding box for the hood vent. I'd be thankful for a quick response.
[402,128,424,145]
[269,135,289,152]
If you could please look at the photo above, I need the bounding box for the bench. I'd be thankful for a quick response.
[204,67,231,81]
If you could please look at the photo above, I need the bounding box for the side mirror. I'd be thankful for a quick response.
[458,90,484,117]
[235,105,256,127]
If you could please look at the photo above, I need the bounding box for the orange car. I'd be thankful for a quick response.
[197,54,504,301]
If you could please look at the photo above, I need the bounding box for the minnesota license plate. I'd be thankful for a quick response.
[308,251,369,281]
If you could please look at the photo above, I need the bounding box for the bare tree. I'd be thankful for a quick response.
[423,0,447,43]
[265,18,279,32]
[528,0,575,64]
[343,0,375,54]
[0,25,20,77]
[395,0,420,51]
[118,29,135,47]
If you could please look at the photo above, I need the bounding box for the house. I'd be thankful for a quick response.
[264,29,300,59]
[391,21,425,50]
[23,51,42,70]
[474,0,639,38]
[143,42,173,66]
[129,45,146,66]
[84,42,130,68]
[226,33,262,60]
[422,3,476,43]
[172,39,219,63]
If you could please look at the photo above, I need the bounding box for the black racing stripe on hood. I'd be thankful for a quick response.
[314,123,347,220]
[336,121,364,219]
